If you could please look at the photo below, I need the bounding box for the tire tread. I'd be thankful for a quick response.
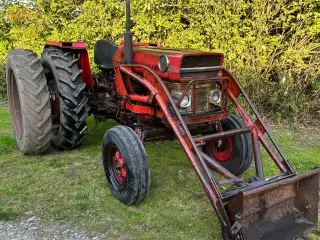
[103,126,150,205]
[6,49,52,154]
[41,48,87,149]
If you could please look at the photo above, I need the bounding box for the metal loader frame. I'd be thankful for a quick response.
[116,62,319,239]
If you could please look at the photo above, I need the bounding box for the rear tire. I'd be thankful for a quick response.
[41,48,88,149]
[102,126,151,205]
[6,49,52,154]
[205,115,253,176]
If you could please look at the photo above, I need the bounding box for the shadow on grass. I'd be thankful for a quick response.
[0,135,17,154]
[80,117,117,148]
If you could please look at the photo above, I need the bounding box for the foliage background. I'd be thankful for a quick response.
[0,0,319,122]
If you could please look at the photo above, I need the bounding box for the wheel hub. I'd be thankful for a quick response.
[114,151,127,183]
[108,146,127,190]
[43,64,60,135]
[210,137,233,162]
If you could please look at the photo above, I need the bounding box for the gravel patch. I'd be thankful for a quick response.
[0,212,106,240]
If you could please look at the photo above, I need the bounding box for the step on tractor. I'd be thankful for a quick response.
[5,1,319,239]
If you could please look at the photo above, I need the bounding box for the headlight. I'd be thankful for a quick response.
[158,55,169,72]
[209,89,221,104]
[171,91,191,108]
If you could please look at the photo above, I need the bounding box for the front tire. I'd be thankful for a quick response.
[102,126,151,205]
[6,49,52,154]
[41,48,88,149]
[205,115,253,176]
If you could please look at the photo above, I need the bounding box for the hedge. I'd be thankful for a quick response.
[0,0,319,121]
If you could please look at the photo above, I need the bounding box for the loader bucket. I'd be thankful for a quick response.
[226,169,319,240]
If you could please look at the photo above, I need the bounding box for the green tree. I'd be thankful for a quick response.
[0,0,319,121]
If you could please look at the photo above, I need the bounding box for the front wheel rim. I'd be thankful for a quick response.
[209,137,233,162]
[108,146,127,190]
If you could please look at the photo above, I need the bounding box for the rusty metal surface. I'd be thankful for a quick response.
[251,127,264,179]
[226,169,319,240]
[201,152,238,180]
[223,66,296,174]
[117,64,319,239]
[164,81,212,113]
[119,64,233,229]
[194,127,250,143]
[164,79,226,114]
[182,111,229,125]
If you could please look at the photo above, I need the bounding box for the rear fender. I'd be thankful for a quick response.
[44,41,94,89]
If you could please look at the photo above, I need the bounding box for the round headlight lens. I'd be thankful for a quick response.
[209,89,221,104]
[158,55,169,72]
[180,95,191,108]
[171,91,191,108]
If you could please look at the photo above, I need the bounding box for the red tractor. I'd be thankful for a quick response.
[5,1,319,239]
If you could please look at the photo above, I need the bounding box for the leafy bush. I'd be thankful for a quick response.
[0,0,319,122]
[0,64,6,103]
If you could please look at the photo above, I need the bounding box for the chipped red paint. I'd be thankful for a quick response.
[128,94,150,104]
[209,137,233,162]
[119,64,231,227]
[45,41,88,49]
[228,90,287,173]
[79,50,94,89]
[114,151,127,183]
[113,43,224,82]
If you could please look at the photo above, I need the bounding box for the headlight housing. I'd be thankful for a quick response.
[209,89,221,104]
[164,81,227,114]
[171,91,192,108]
[158,55,169,72]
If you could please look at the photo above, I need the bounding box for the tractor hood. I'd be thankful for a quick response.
[114,44,224,81]
[132,46,224,81]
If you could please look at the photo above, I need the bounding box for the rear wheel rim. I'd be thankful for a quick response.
[108,146,127,190]
[209,137,233,162]
[9,70,23,140]
[43,63,60,135]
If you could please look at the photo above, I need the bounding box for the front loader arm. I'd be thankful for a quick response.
[221,67,295,175]
[116,64,319,240]
[118,64,233,231]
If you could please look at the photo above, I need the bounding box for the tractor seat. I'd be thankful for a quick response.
[94,40,118,70]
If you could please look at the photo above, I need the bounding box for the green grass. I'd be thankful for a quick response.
[0,106,319,239]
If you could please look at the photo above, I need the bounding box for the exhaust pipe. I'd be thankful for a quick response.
[124,0,133,64]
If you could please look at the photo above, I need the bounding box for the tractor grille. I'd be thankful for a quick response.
[165,81,216,114]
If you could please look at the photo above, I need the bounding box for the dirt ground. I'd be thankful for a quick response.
[0,214,99,240]
[0,212,106,240]
[1,207,319,240]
